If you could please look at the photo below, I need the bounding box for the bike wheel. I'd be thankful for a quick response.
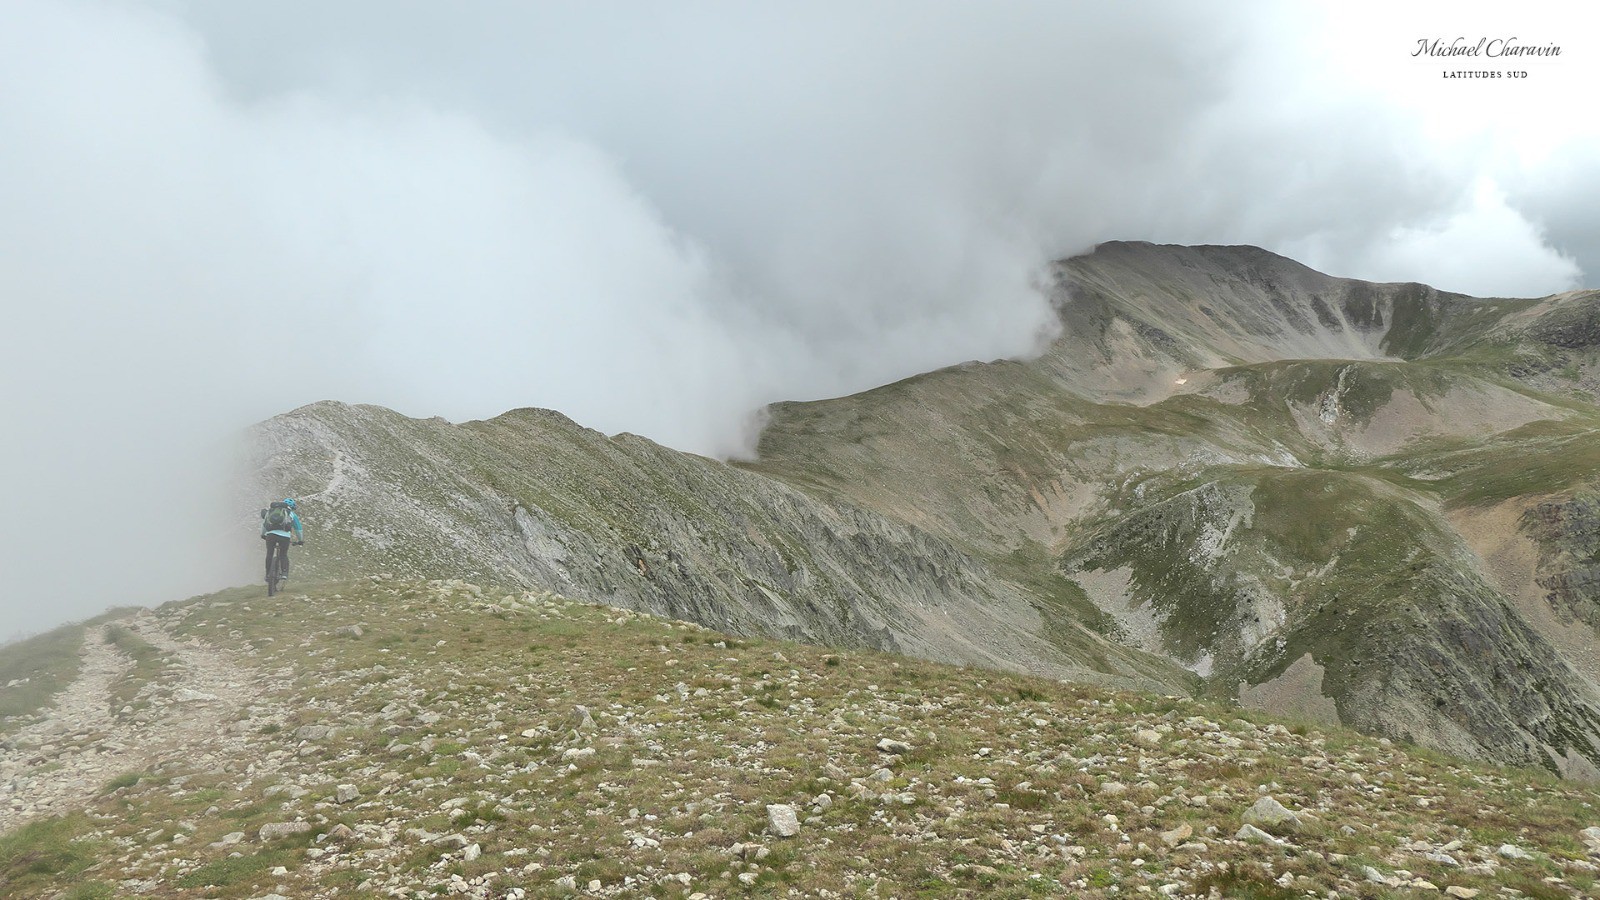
[267,557,280,596]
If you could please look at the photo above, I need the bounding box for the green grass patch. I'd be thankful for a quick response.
[174,848,293,889]
[100,772,141,793]
[0,815,100,895]
[61,881,116,900]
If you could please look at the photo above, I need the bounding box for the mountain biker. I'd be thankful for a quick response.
[260,498,305,585]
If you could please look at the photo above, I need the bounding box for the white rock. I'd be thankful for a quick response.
[1498,843,1533,860]
[876,738,911,754]
[1241,796,1301,831]
[334,784,360,803]
[463,843,481,861]
[766,804,801,838]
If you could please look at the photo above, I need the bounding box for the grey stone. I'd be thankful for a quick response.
[1158,823,1193,847]
[1498,843,1533,859]
[1235,823,1283,845]
[259,821,312,841]
[572,705,597,733]
[1423,850,1459,866]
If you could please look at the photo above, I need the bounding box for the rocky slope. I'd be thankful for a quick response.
[245,242,1600,778]
[5,579,1600,899]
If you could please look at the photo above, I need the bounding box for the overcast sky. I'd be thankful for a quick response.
[3,0,1597,638]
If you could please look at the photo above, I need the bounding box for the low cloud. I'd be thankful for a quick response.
[2,0,1596,636]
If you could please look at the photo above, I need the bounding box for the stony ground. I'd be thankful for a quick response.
[3,578,1600,899]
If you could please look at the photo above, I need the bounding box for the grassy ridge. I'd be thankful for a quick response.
[8,579,1600,898]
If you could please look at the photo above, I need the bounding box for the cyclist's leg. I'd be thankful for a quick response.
[264,537,276,581]
[281,540,291,577]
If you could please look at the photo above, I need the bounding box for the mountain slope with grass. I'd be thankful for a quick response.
[5,579,1600,899]
[245,242,1600,778]
[745,243,1600,777]
[247,400,1189,696]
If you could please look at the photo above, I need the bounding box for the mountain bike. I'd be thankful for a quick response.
[267,551,285,597]
[265,541,303,597]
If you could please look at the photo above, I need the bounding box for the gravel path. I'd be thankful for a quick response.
[0,612,268,831]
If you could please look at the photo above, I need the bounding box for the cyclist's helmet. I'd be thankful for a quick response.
[282,498,297,510]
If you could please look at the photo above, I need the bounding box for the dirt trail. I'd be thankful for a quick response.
[0,611,270,832]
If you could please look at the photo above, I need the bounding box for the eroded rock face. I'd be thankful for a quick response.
[1525,494,1600,630]
[1529,295,1600,350]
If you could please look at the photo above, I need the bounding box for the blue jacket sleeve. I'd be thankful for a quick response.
[292,512,305,541]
